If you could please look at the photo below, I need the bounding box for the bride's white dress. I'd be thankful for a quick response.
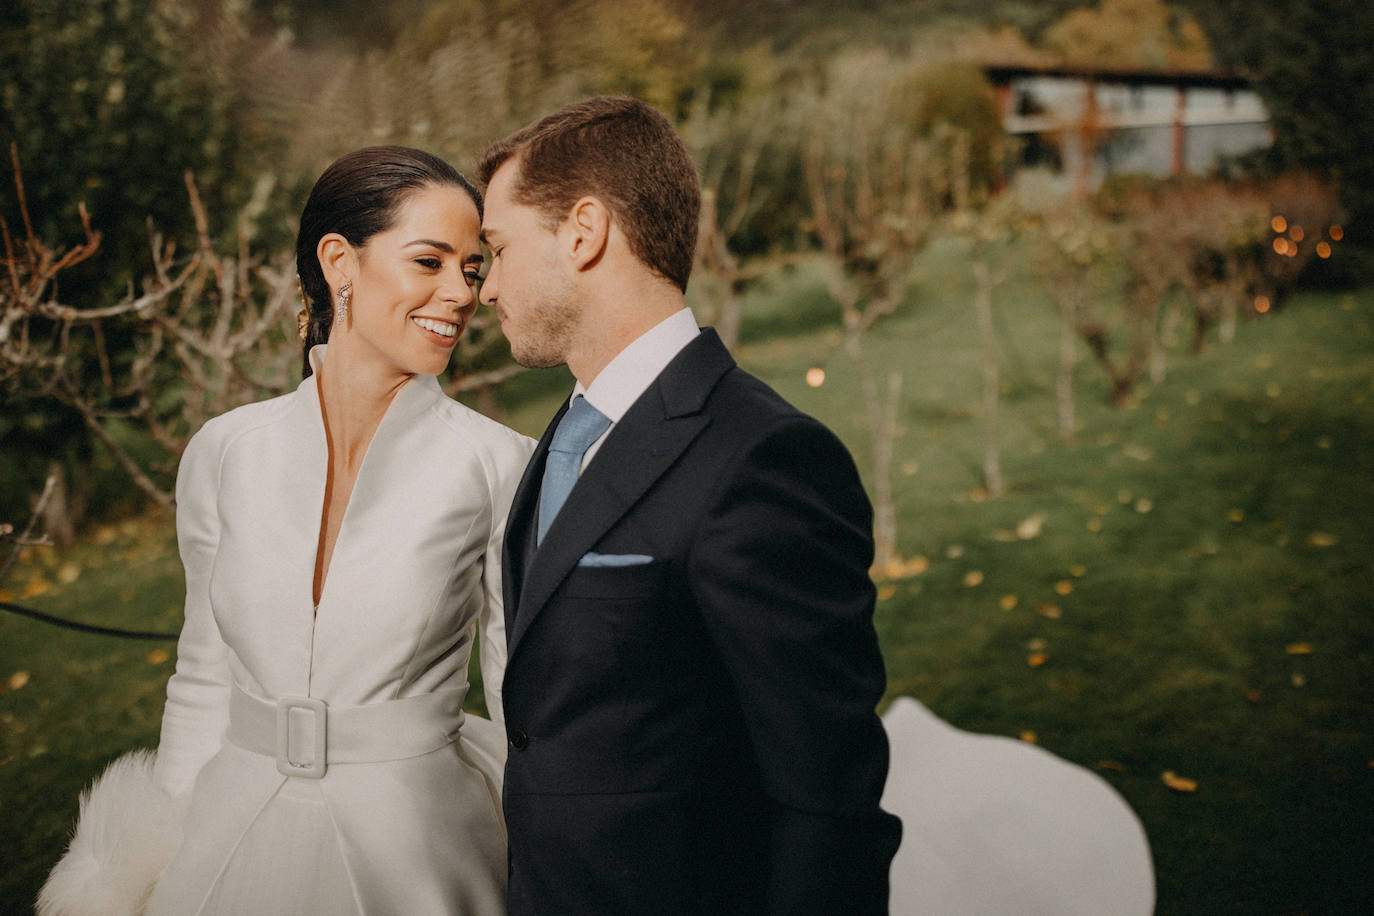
[143,348,533,915]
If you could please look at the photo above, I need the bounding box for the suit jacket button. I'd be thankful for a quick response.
[509,729,528,750]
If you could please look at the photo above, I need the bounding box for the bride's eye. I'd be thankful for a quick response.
[416,257,442,270]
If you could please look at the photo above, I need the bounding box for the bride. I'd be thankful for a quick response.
[40,146,533,915]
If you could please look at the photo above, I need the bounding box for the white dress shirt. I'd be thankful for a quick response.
[573,307,700,470]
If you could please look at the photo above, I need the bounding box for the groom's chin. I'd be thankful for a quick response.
[511,350,564,370]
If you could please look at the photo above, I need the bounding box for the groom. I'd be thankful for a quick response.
[477,96,901,915]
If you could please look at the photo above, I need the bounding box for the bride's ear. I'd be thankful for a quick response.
[318,233,357,291]
[564,196,610,271]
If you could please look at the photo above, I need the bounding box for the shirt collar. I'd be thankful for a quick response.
[572,308,700,423]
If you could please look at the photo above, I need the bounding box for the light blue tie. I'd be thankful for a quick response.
[537,395,610,545]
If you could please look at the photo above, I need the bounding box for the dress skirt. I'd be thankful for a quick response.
[146,716,509,916]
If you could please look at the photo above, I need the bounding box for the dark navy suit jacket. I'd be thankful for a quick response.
[500,329,902,915]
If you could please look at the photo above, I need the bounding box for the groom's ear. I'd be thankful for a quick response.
[563,196,610,272]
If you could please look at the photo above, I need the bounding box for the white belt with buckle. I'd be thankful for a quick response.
[227,682,466,779]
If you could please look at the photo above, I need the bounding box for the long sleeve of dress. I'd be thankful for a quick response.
[153,420,233,798]
[477,430,535,730]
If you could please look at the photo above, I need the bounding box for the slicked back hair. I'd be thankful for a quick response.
[477,96,700,293]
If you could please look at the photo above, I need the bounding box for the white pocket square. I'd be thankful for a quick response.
[578,552,654,567]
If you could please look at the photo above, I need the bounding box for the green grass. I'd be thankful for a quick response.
[4,241,1373,914]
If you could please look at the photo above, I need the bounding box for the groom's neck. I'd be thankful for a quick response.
[567,273,686,388]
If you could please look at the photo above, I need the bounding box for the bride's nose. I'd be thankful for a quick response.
[440,268,476,310]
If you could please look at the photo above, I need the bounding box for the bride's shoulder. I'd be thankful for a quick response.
[430,397,535,457]
[181,390,297,466]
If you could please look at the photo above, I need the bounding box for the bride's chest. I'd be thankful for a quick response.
[205,423,491,651]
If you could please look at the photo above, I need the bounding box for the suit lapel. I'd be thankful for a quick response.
[502,399,567,636]
[506,330,736,659]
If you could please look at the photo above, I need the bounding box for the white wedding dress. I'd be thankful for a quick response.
[880,697,1156,915]
[96,347,532,916]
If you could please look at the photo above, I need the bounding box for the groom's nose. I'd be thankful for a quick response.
[478,261,498,306]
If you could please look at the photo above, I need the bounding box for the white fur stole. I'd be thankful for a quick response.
[37,750,188,916]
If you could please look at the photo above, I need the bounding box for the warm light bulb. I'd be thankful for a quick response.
[1290,225,1305,242]
[1271,215,1287,233]
[1329,224,1344,241]
[1254,295,1271,314]
[806,367,826,387]
[1317,242,1332,259]
[1272,238,1288,255]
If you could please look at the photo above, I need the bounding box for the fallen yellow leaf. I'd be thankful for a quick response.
[1054,580,1074,596]
[20,576,51,599]
[1069,563,1087,578]
[1036,603,1062,619]
[8,671,30,690]
[1019,731,1038,744]
[1286,643,1314,655]
[1228,508,1245,522]
[146,648,170,665]
[1086,517,1104,533]
[896,555,929,577]
[1306,532,1339,547]
[961,570,984,588]
[998,594,1019,611]
[1134,498,1154,514]
[1027,652,1049,667]
[57,563,81,584]
[1161,771,1198,792]
[1016,514,1046,540]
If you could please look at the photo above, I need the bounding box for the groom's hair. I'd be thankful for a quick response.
[477,95,700,293]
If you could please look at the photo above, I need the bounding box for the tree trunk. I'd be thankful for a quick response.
[844,320,900,573]
[1058,295,1077,442]
[973,261,1003,498]
[41,459,75,546]
[716,286,742,352]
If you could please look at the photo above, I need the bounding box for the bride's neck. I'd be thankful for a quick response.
[315,343,410,470]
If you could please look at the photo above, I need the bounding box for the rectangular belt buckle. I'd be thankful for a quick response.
[275,696,327,779]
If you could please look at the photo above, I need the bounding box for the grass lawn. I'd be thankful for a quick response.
[3,240,1372,914]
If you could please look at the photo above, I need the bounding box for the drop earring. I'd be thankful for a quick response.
[335,282,352,326]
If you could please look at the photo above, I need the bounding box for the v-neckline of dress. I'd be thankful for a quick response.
[300,347,438,616]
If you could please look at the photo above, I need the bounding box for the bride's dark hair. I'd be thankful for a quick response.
[296,146,482,378]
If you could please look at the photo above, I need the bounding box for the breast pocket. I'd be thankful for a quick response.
[560,558,669,599]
